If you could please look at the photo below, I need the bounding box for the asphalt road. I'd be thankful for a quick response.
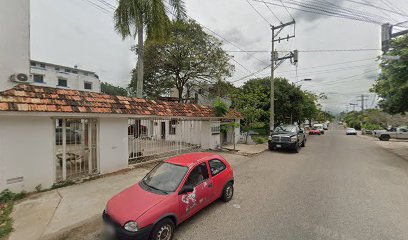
[60,127,408,240]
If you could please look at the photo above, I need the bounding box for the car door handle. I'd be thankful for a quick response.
[208,183,213,188]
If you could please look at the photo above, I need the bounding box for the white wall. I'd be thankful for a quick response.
[99,118,128,174]
[0,116,54,192]
[30,65,101,92]
[0,0,30,91]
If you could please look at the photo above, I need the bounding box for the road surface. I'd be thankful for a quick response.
[60,127,408,240]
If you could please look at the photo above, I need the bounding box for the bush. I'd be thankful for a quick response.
[0,189,27,239]
[213,97,228,117]
[252,136,268,144]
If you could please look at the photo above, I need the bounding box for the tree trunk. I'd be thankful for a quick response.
[136,15,144,98]
[177,87,183,103]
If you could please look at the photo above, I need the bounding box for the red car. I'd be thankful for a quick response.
[103,152,234,240]
[309,128,321,135]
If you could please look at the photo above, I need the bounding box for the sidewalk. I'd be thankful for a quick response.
[358,134,408,161]
[8,165,152,240]
[221,143,268,155]
[7,153,249,240]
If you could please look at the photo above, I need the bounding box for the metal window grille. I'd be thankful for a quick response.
[128,118,202,165]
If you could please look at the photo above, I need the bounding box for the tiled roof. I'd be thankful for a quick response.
[0,84,242,119]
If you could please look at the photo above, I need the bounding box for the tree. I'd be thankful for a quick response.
[101,82,128,96]
[131,20,234,102]
[232,77,321,135]
[372,35,408,114]
[114,0,186,98]
[128,68,172,99]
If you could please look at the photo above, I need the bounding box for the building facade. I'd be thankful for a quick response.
[0,84,241,192]
[0,0,101,93]
[30,60,101,92]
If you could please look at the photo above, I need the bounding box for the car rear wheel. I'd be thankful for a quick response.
[150,218,175,240]
[221,182,234,202]
[379,135,390,141]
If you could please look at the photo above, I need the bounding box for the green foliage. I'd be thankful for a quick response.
[51,180,75,190]
[343,109,388,130]
[0,189,27,239]
[101,82,128,97]
[372,35,408,114]
[232,77,322,133]
[213,97,228,117]
[131,20,234,101]
[35,184,42,193]
[252,136,268,144]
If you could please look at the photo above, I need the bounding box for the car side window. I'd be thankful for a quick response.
[184,163,209,187]
[209,159,226,176]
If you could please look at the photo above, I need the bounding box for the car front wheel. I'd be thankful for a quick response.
[151,218,175,240]
[221,182,234,202]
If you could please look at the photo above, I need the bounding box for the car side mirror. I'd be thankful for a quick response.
[178,185,194,195]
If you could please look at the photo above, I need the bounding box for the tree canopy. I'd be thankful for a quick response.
[372,35,408,114]
[232,77,323,132]
[129,20,234,101]
[101,82,128,97]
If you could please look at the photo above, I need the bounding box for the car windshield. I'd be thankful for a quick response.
[274,125,296,133]
[348,128,355,131]
[143,162,188,193]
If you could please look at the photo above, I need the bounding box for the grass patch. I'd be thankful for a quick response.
[0,189,27,239]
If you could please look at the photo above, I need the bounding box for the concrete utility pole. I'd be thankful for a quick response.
[382,23,408,53]
[270,20,296,134]
[357,95,369,112]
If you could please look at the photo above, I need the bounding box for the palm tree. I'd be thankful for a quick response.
[114,0,186,98]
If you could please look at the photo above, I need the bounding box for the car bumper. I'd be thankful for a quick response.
[268,141,296,149]
[346,132,357,135]
[102,211,152,240]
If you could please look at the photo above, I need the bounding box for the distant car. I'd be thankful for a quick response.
[268,125,306,153]
[309,128,321,135]
[313,124,325,134]
[103,153,234,240]
[346,128,357,135]
[323,123,329,130]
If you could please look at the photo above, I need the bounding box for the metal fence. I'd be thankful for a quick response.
[128,118,202,165]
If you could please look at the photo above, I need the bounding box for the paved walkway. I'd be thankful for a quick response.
[221,143,268,155]
[8,153,248,240]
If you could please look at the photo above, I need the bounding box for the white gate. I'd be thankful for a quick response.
[128,118,202,164]
[55,118,98,182]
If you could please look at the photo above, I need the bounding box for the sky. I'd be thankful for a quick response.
[30,0,408,113]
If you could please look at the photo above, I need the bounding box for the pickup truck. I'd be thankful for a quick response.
[374,127,408,141]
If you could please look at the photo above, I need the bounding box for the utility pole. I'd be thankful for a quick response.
[270,20,296,134]
[350,103,358,112]
[382,23,408,53]
[357,95,369,112]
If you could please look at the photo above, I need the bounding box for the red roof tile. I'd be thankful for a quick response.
[0,84,242,119]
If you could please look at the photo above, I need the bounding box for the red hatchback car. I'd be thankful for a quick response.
[103,152,234,240]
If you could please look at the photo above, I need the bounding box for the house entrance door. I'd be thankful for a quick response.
[55,118,98,182]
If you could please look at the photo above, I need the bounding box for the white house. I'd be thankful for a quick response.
[0,0,101,93]
[30,60,101,92]
[0,84,241,193]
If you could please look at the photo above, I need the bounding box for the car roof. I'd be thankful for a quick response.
[165,152,220,167]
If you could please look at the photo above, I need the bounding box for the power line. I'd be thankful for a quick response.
[246,0,272,25]
[226,48,381,53]
[279,0,294,20]
[261,0,283,23]
[82,0,113,14]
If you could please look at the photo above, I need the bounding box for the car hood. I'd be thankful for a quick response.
[106,182,168,226]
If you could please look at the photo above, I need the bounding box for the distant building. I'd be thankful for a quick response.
[30,60,101,92]
[0,0,101,92]
[170,84,232,106]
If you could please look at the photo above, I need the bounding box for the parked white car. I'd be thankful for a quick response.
[346,128,357,135]
[374,127,408,141]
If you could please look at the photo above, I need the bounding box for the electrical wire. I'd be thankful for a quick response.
[247,0,273,25]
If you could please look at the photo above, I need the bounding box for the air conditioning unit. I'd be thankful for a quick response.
[9,73,29,83]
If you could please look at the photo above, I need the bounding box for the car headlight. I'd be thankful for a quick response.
[124,221,138,232]
[268,136,272,141]
[290,136,297,142]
